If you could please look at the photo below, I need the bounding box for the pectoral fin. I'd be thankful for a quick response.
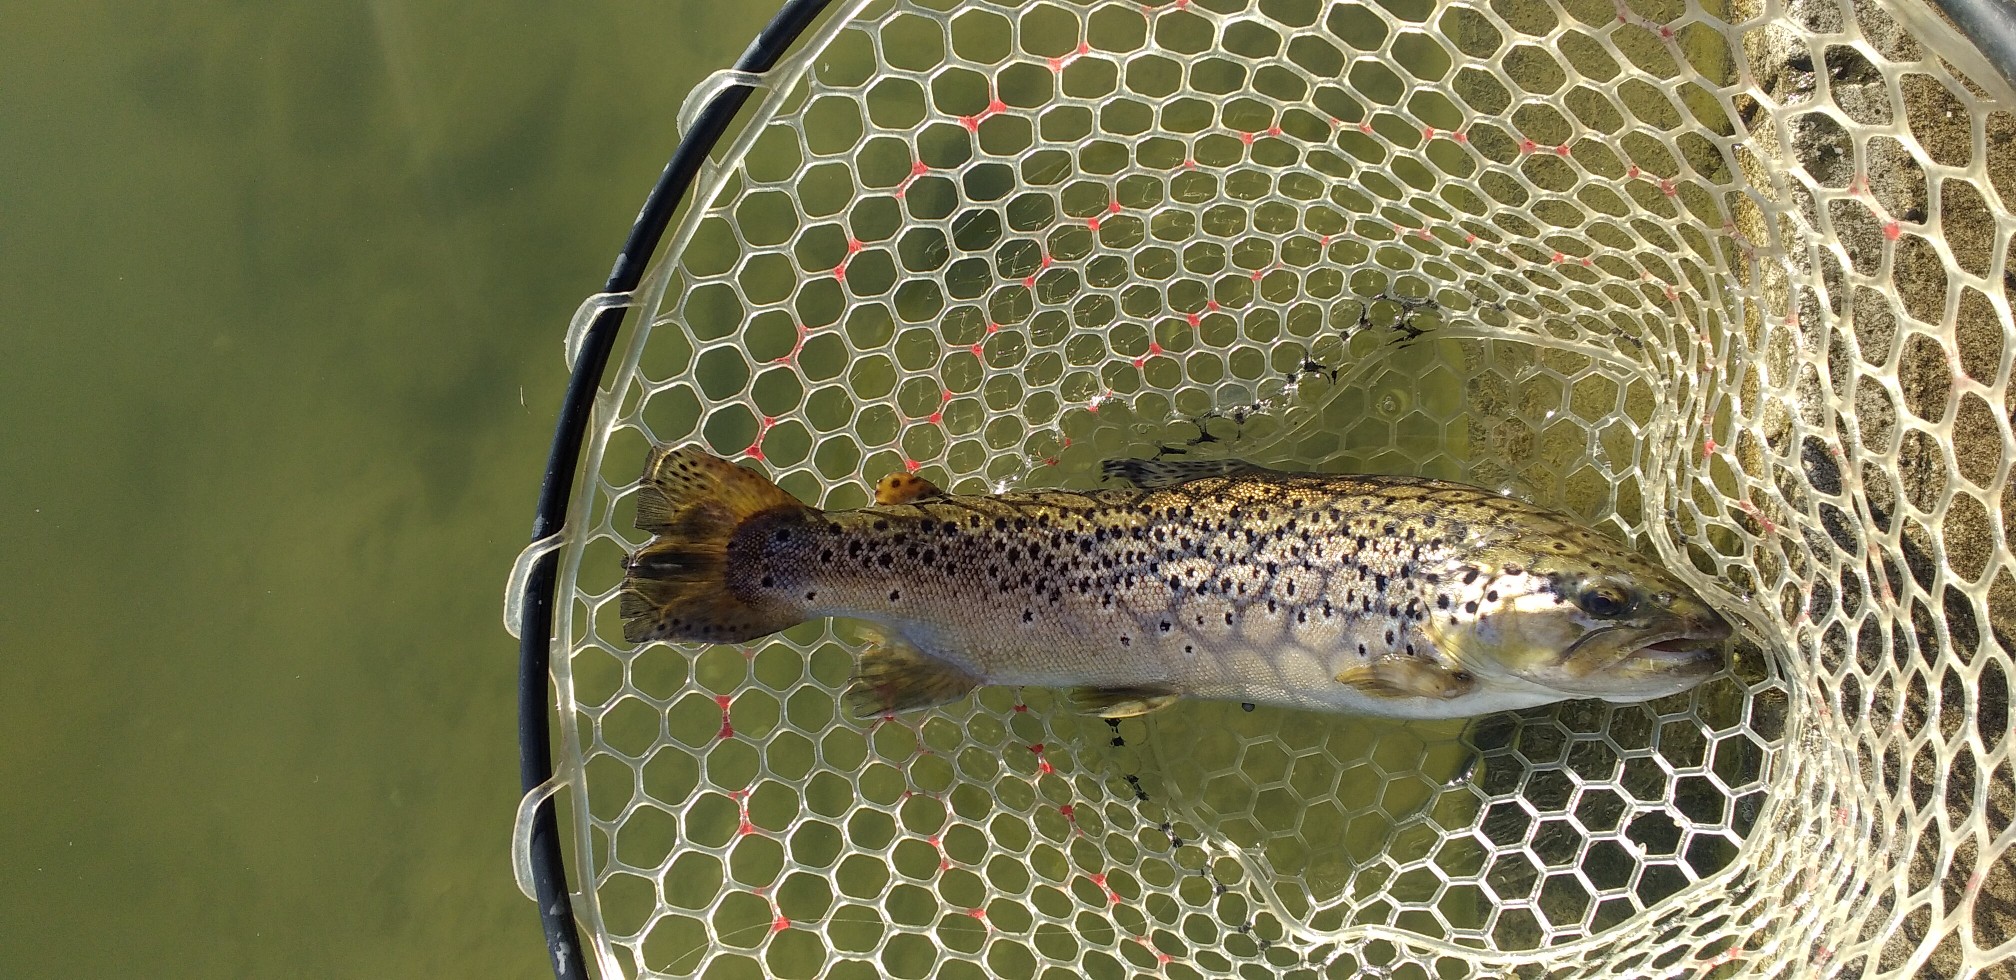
[875,472,944,505]
[1335,659,1476,700]
[846,626,979,717]
[1101,457,1281,489]
[1070,685,1181,718]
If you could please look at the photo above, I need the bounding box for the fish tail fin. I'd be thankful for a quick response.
[846,625,980,717]
[620,446,814,644]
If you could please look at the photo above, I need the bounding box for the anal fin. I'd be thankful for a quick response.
[1335,658,1476,700]
[847,625,979,716]
[1070,685,1181,718]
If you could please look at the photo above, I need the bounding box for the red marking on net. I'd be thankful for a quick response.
[834,239,863,280]
[771,914,790,932]
[960,96,1009,132]
[1047,41,1092,73]
[1554,143,1571,156]
[1627,164,1642,179]
[1884,220,1902,240]
[1660,178,1677,196]
[1422,126,1437,140]
[1028,743,1054,773]
[1185,312,1201,328]
[986,320,1001,333]
[1108,200,1123,214]
[894,161,930,198]
[715,694,736,739]
[904,458,921,473]
[771,322,811,364]
[1088,872,1119,904]
[1088,216,1102,232]
[743,416,777,461]
[1022,275,1037,290]
[1452,129,1469,143]
[1519,138,1537,154]
[1702,438,1718,457]
[969,342,984,357]
[968,907,988,920]
[1148,341,1164,356]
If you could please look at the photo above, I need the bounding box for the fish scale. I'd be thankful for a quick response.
[621,447,1732,720]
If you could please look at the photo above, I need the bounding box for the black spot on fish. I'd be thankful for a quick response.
[1159,620,1172,632]
[1465,601,1479,613]
[1384,629,1395,646]
[1487,590,1500,602]
[761,575,775,587]
[1463,569,1480,584]
[1437,595,1451,610]
[889,590,901,602]
[804,591,818,602]
[877,554,894,568]
[1022,609,1034,622]
[1241,702,1254,712]
[872,519,889,531]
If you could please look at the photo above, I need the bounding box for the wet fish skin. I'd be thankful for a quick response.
[621,447,1732,720]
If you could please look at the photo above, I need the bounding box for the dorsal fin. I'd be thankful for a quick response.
[1101,457,1281,489]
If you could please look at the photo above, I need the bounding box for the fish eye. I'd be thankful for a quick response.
[1579,584,1632,618]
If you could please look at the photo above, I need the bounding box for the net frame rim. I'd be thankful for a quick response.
[512,2,840,977]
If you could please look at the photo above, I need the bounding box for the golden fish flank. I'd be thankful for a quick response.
[621,446,1733,721]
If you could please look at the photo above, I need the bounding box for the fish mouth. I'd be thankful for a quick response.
[1628,634,1724,671]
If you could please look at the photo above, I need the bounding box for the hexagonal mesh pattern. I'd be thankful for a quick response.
[533,0,2016,976]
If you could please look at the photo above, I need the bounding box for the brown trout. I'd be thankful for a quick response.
[620,446,1731,720]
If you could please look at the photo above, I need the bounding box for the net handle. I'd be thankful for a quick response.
[510,2,837,978]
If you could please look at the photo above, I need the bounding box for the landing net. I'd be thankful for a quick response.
[512,0,2016,976]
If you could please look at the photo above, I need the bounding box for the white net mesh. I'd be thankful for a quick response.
[531,0,2016,975]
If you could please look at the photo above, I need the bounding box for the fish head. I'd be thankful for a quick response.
[1430,537,1733,703]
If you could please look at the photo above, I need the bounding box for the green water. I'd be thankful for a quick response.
[2,4,785,976]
